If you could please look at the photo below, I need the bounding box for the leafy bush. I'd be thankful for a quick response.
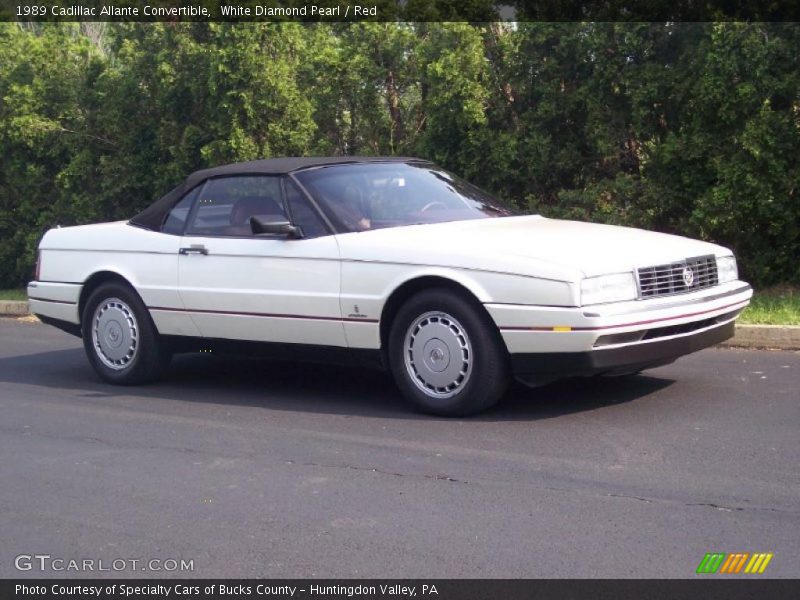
[0,22,797,287]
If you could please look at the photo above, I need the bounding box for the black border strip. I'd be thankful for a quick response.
[4,0,800,22]
[2,579,799,600]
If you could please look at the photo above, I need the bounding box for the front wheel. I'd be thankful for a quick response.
[388,289,510,416]
[81,282,169,385]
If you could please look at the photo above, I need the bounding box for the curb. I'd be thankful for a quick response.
[0,300,29,316]
[1,300,798,350]
[718,324,800,351]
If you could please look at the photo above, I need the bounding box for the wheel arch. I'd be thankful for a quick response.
[78,271,140,325]
[378,274,498,358]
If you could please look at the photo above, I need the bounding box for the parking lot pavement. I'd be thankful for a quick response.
[0,318,798,578]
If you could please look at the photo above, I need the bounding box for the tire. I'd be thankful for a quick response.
[388,288,510,416]
[81,282,170,385]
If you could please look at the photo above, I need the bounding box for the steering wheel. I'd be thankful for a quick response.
[420,201,447,212]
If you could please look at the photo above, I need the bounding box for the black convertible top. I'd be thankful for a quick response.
[129,156,422,231]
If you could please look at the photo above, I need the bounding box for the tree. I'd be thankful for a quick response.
[0,22,797,288]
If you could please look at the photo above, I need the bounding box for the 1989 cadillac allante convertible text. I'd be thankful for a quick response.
[29,157,752,415]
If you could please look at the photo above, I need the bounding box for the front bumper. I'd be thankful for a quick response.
[485,281,751,385]
[511,320,734,386]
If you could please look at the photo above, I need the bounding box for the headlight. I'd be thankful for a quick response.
[581,273,638,305]
[717,255,738,283]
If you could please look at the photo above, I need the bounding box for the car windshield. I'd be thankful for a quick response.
[293,162,516,233]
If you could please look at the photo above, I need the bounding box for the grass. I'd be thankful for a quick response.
[0,288,26,301]
[739,285,800,326]
[1,285,798,325]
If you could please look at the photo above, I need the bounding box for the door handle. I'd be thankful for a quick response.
[179,245,208,255]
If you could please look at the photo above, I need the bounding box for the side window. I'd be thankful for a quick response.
[185,176,286,237]
[162,187,199,235]
[285,179,329,238]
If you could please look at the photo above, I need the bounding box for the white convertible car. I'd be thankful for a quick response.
[28,157,752,415]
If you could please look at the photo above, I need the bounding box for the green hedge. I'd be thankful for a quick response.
[1,22,798,287]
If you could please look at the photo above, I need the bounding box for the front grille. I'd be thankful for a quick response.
[637,255,718,299]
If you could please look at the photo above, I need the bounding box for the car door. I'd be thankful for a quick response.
[176,175,346,347]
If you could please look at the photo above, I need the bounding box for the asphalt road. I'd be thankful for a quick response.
[0,317,798,579]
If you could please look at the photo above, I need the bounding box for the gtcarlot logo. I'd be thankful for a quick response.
[14,554,194,572]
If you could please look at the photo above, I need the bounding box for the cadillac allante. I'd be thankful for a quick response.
[28,157,752,415]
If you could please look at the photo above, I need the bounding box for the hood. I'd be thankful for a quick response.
[336,215,729,280]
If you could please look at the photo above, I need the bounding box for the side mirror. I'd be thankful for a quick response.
[250,216,304,239]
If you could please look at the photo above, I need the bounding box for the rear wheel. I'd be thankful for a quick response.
[388,289,510,416]
[81,282,169,385]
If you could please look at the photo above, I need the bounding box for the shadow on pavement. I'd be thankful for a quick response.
[0,346,675,422]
